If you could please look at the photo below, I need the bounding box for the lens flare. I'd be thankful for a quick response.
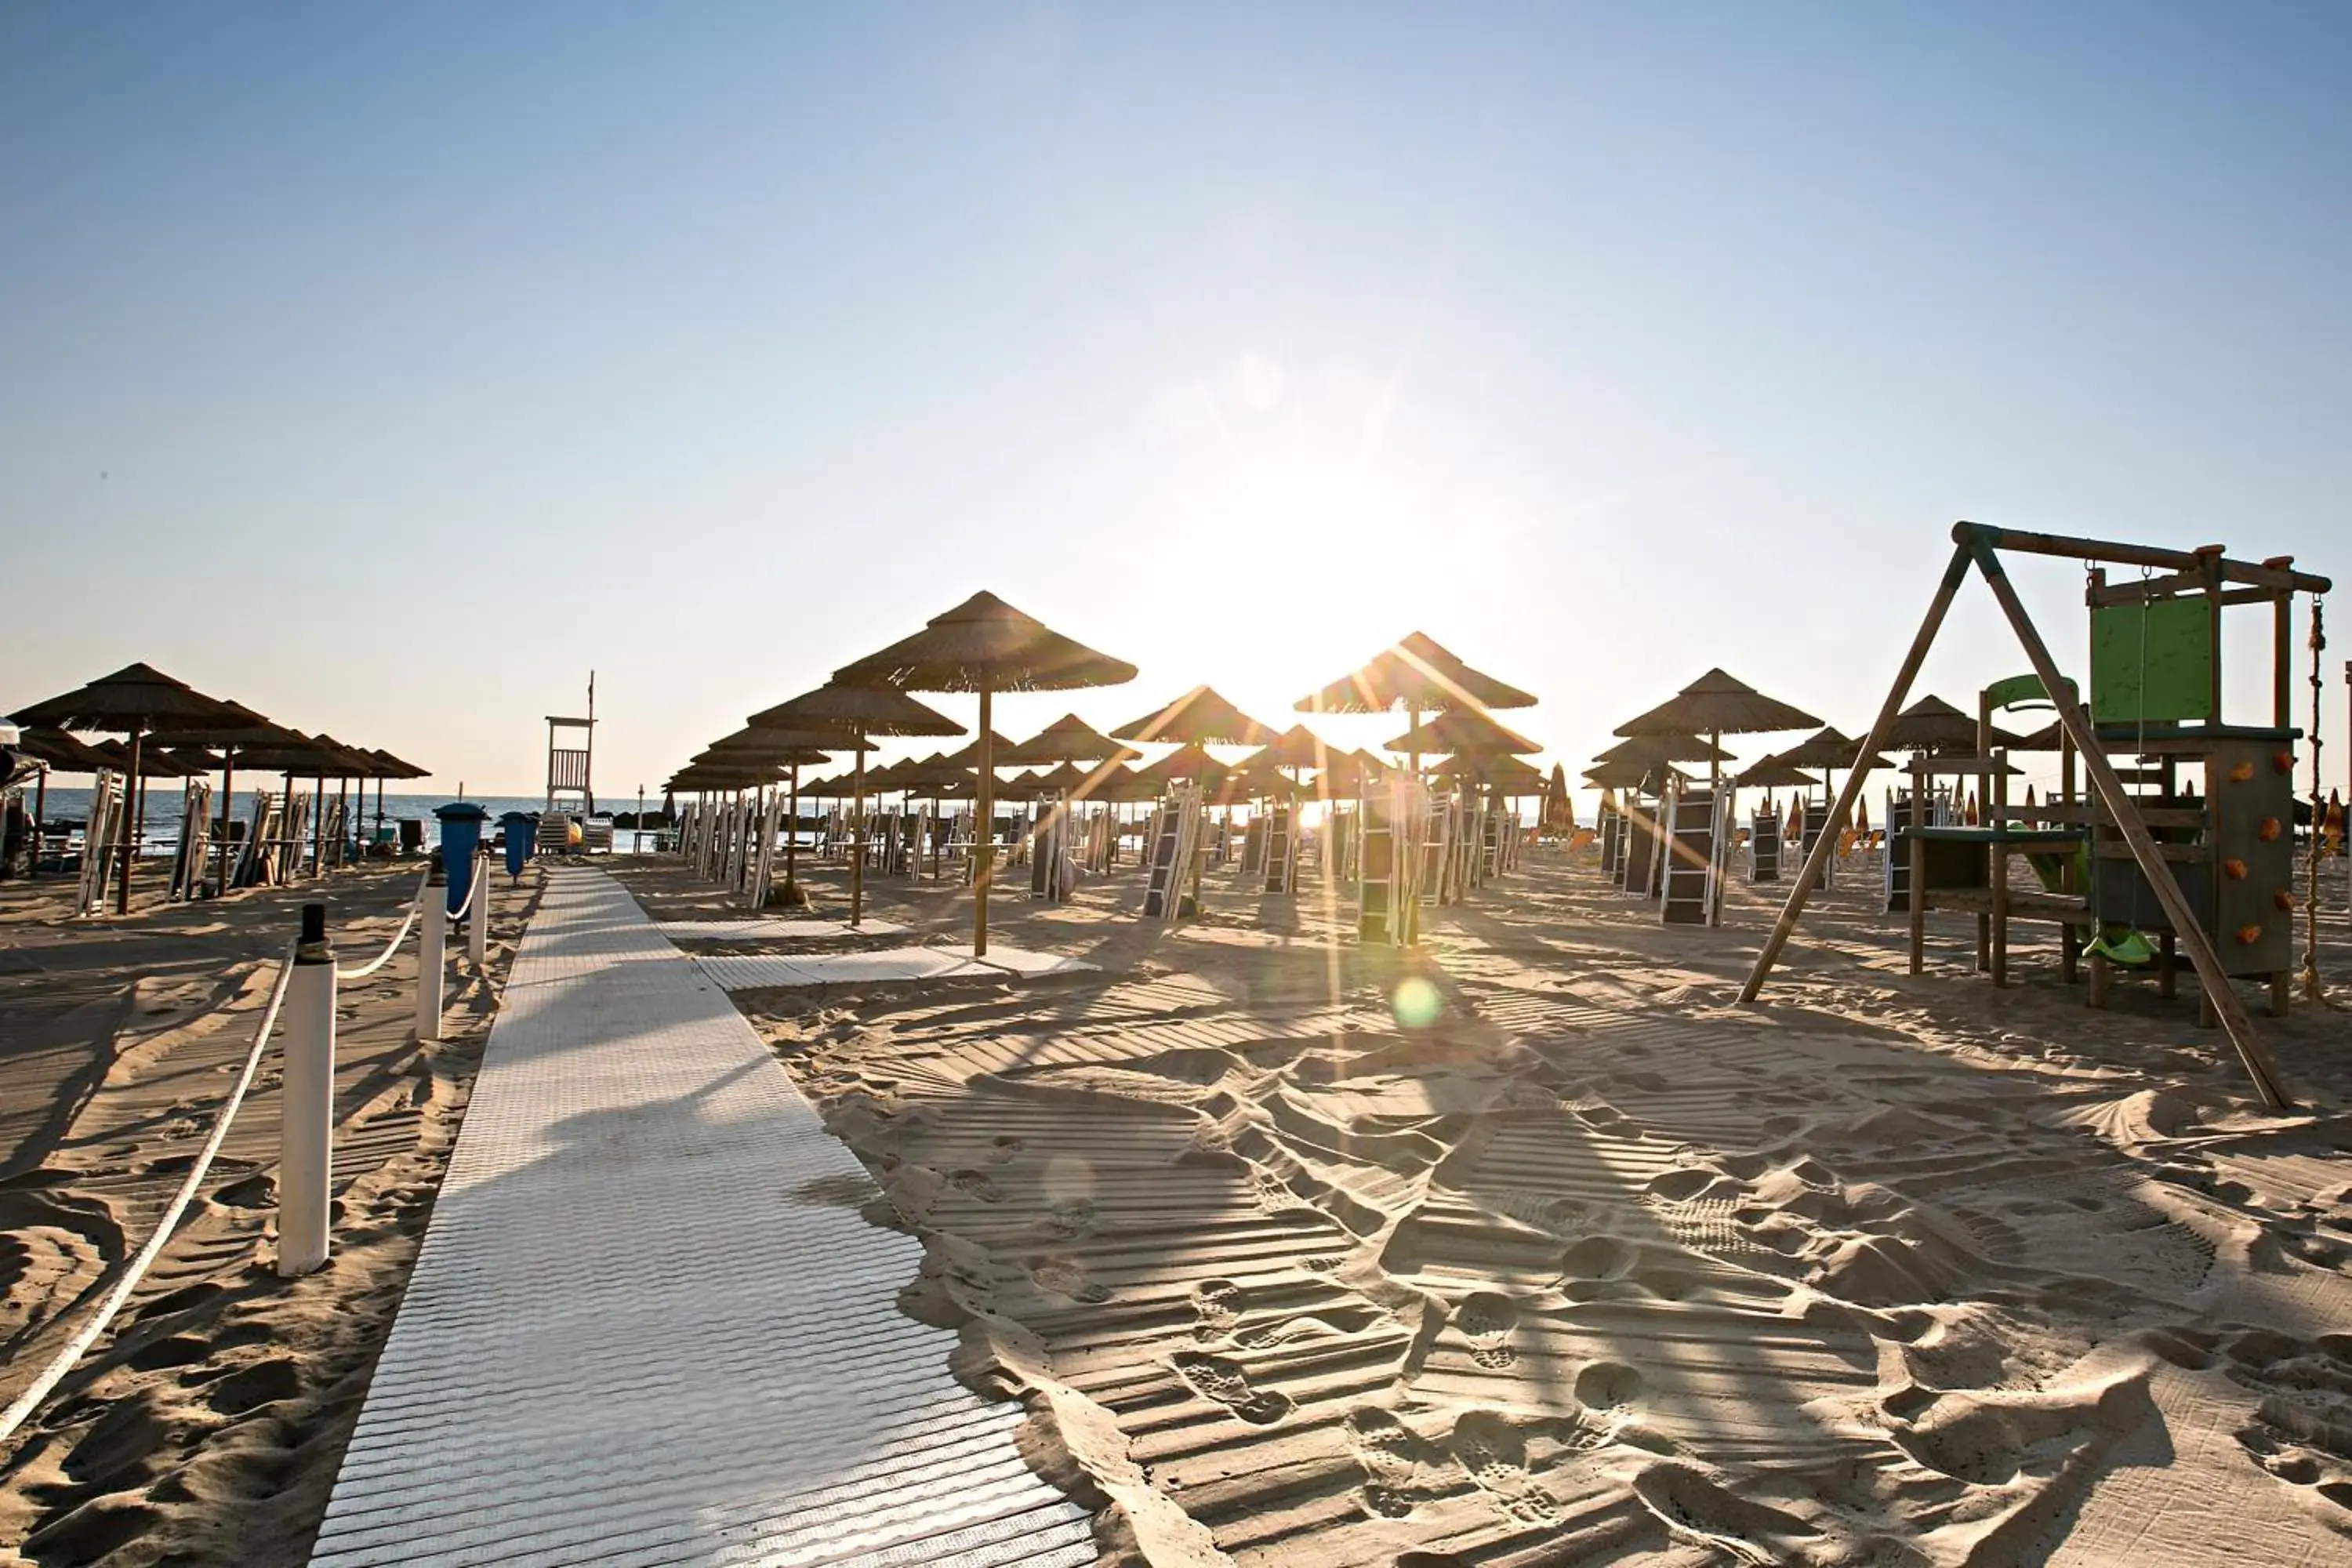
[1392,976,1443,1029]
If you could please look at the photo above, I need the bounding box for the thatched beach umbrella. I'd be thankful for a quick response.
[1296,631,1535,779]
[746,685,960,924]
[11,662,269,912]
[1003,714,1138,766]
[1133,742,1232,793]
[1593,733,1734,768]
[1735,755,1821,790]
[1111,687,1275,748]
[1612,668,1820,793]
[706,724,837,905]
[1585,757,1693,792]
[1385,706,1540,760]
[1889,695,2027,753]
[832,591,1136,956]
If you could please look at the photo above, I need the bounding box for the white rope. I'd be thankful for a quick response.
[0,942,298,1452]
[336,867,432,982]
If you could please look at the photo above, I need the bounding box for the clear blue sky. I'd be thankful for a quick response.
[5,3,2347,800]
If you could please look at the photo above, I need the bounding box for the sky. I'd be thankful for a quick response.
[4,2,2349,804]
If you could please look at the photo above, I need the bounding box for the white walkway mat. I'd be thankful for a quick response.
[659,917,909,941]
[310,867,1095,1568]
[696,946,1098,991]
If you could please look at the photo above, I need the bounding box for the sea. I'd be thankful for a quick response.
[22,787,677,855]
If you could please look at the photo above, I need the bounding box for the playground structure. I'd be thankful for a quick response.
[1744,523,2332,1112]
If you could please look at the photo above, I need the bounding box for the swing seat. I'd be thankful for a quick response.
[2086,927,2156,967]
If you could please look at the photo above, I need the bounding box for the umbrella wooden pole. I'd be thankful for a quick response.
[850,743,867,925]
[1740,542,1972,1004]
[31,765,46,880]
[782,762,801,906]
[216,750,236,895]
[974,686,994,956]
[312,771,326,877]
[117,724,143,914]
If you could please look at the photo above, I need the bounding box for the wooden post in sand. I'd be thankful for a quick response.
[1740,543,1973,1003]
[974,687,994,957]
[416,853,447,1042]
[1969,538,2290,1109]
[280,903,335,1276]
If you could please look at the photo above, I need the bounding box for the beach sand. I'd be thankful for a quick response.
[631,845,2352,1565]
[3,843,2347,1565]
[0,862,538,1566]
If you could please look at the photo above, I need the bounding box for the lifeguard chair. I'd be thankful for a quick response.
[543,675,597,851]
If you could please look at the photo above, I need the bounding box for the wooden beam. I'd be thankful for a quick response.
[1957,521,2330,594]
[1740,541,1973,1004]
[1971,538,2293,1109]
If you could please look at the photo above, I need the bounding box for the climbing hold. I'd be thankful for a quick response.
[2258,817,2283,842]
[2274,751,2296,775]
[2274,890,2295,913]
[2223,858,2248,879]
[2229,760,2255,782]
[2236,924,2263,946]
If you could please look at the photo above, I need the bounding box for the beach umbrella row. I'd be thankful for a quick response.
[8,662,426,910]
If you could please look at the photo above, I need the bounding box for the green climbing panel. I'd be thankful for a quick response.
[2090,597,2214,724]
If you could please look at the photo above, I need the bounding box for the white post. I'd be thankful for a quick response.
[279,902,335,1276]
[416,851,447,1041]
[467,850,489,969]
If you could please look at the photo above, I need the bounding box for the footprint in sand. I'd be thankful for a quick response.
[1450,1410,1559,1524]
[985,1134,1024,1165]
[1575,1359,1644,1410]
[1345,1407,1459,1519]
[1029,1256,1110,1305]
[1043,1198,1095,1238]
[1191,1279,1244,1341]
[1171,1350,1291,1425]
[949,1169,1004,1203]
[1452,1292,1519,1370]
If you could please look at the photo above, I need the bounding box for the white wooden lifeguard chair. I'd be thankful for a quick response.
[543,675,597,853]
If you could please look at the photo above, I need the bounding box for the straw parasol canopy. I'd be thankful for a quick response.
[1775,726,1882,770]
[743,684,960,921]
[942,731,1018,769]
[831,590,1136,955]
[1889,695,2027,753]
[1309,749,1388,798]
[1295,632,1537,715]
[1240,724,1333,771]
[1385,707,1540,759]
[12,663,274,912]
[12,662,270,739]
[13,727,115,772]
[1000,713,1139,767]
[90,739,201,777]
[1584,757,1693,792]
[1612,668,1820,790]
[1110,686,1275,747]
[1133,742,1231,792]
[1612,668,1820,741]
[1431,753,1547,795]
[1735,755,1822,790]
[1593,733,1733,768]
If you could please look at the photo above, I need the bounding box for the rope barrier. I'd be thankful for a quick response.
[0,942,298,1452]
[336,868,433,982]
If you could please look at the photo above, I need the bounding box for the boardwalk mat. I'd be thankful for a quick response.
[695,945,1098,990]
[310,867,1094,1567]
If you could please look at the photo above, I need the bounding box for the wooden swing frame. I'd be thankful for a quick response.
[1740,522,2332,1112]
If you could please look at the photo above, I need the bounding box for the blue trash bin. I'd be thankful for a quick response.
[434,803,491,916]
[500,811,537,878]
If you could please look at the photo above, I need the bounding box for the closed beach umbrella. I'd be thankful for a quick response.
[831,590,1136,955]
